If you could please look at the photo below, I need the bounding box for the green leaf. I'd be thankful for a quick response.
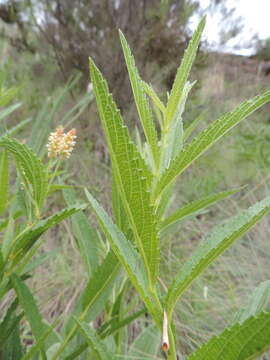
[234,280,270,324]
[160,188,241,235]
[85,189,162,325]
[0,299,23,345]
[2,216,15,260]
[8,205,86,268]
[99,307,146,339]
[187,310,270,360]
[154,90,270,200]
[0,318,23,360]
[128,324,161,359]
[0,136,48,211]
[165,16,205,126]
[0,87,18,107]
[143,81,166,114]
[89,59,160,286]
[70,250,120,324]
[61,249,120,351]
[166,196,270,313]
[0,103,21,122]
[119,31,159,171]
[0,149,9,214]
[4,117,33,137]
[63,188,99,274]
[74,319,114,360]
[11,274,46,359]
[21,319,61,360]
[160,81,195,173]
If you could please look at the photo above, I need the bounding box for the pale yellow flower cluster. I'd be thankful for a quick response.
[47,126,76,160]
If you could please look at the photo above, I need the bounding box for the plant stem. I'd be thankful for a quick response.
[167,324,177,360]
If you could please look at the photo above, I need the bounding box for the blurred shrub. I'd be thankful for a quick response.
[0,0,199,107]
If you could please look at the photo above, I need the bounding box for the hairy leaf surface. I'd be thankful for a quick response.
[0,136,48,210]
[166,196,270,312]
[120,31,159,170]
[9,205,86,267]
[187,310,270,360]
[165,16,205,126]
[155,90,270,199]
[161,188,240,234]
[89,59,160,285]
[85,190,162,325]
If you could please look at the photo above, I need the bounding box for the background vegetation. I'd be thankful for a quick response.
[1,0,270,358]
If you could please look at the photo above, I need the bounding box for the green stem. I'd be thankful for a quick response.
[167,324,177,360]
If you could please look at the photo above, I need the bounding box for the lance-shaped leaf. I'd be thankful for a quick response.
[165,16,205,126]
[89,59,160,286]
[160,81,195,173]
[166,196,270,313]
[234,280,270,324]
[62,250,120,336]
[0,102,21,122]
[0,149,9,214]
[119,31,159,171]
[160,188,241,235]
[11,274,47,359]
[0,136,48,210]
[154,90,270,201]
[63,188,99,275]
[8,205,86,268]
[187,310,270,360]
[75,319,115,360]
[143,81,166,114]
[85,190,162,325]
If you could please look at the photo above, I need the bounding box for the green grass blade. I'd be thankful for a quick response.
[166,196,270,313]
[21,320,61,360]
[11,274,46,359]
[154,90,270,200]
[63,188,99,275]
[52,249,120,359]
[187,310,270,360]
[99,308,146,339]
[0,319,23,360]
[234,280,270,324]
[2,217,15,260]
[160,188,241,235]
[119,31,159,171]
[89,59,160,286]
[0,149,9,214]
[165,16,205,126]
[74,319,114,360]
[0,87,18,107]
[0,103,21,122]
[63,250,120,333]
[4,117,33,137]
[85,190,162,325]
